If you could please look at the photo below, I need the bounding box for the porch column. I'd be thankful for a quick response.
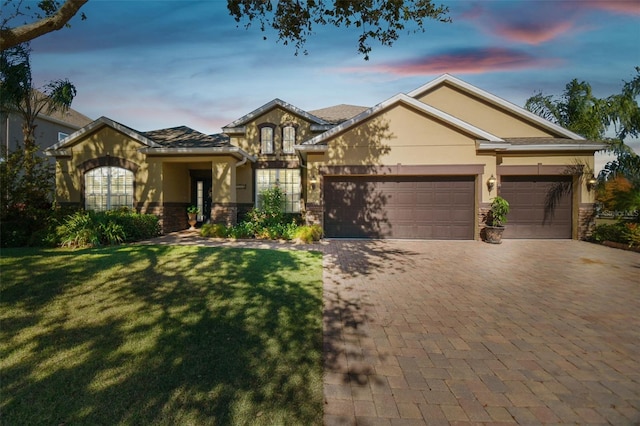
[211,157,238,225]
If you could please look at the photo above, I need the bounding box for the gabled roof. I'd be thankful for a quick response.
[45,116,161,152]
[407,74,585,140]
[143,126,230,148]
[222,98,331,133]
[309,104,369,124]
[45,116,255,161]
[300,93,504,148]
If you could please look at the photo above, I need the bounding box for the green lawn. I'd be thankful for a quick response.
[0,245,323,425]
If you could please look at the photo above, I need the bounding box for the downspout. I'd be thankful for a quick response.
[235,155,247,167]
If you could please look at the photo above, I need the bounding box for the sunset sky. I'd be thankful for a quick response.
[26,0,640,164]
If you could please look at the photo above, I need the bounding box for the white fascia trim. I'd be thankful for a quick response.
[304,93,504,145]
[408,74,585,141]
[140,146,257,161]
[223,98,330,128]
[310,124,335,132]
[44,149,71,157]
[45,116,161,152]
[477,142,608,152]
[294,144,328,152]
[221,126,246,134]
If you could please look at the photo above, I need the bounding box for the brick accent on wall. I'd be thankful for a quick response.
[579,203,597,240]
[478,205,490,240]
[211,203,238,226]
[161,203,189,234]
[304,203,323,227]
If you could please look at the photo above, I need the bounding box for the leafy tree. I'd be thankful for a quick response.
[1,0,451,59]
[1,43,76,178]
[525,69,640,215]
[0,0,88,50]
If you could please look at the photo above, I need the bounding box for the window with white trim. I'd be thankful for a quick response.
[282,125,296,154]
[260,126,274,154]
[58,132,69,141]
[85,166,134,211]
[256,169,301,213]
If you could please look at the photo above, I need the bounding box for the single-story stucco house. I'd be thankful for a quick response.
[45,74,606,240]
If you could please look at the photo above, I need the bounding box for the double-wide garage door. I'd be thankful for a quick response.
[324,176,475,239]
[500,175,572,239]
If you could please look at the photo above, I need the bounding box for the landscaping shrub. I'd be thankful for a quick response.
[293,224,323,243]
[590,221,640,247]
[56,209,160,248]
[201,223,228,238]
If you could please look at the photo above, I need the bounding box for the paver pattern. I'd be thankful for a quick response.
[322,240,640,425]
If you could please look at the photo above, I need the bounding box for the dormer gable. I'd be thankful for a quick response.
[408,74,585,140]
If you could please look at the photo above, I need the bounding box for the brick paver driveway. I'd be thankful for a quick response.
[322,240,640,425]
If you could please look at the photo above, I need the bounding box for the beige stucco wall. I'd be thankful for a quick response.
[416,84,557,138]
[234,107,316,157]
[307,103,492,203]
[54,127,159,206]
[236,163,253,204]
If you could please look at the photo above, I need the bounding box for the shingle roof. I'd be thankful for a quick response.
[143,126,230,148]
[45,107,93,128]
[308,104,369,124]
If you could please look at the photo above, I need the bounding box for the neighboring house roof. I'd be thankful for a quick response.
[308,104,369,124]
[222,98,332,133]
[299,93,504,149]
[143,126,230,148]
[42,107,93,129]
[407,74,585,140]
[45,116,255,161]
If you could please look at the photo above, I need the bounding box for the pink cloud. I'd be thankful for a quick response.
[342,48,562,76]
[492,21,575,45]
[584,0,640,15]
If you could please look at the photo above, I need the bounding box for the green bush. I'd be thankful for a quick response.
[56,209,160,248]
[293,224,323,243]
[590,221,639,247]
[201,223,228,238]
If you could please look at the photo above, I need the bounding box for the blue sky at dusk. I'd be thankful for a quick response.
[27,0,640,165]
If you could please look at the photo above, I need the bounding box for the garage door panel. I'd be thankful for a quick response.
[500,176,572,239]
[324,175,475,239]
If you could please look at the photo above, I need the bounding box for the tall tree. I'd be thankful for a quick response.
[525,69,640,214]
[0,43,76,217]
[2,0,450,59]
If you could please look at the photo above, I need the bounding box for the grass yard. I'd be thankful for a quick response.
[0,245,323,425]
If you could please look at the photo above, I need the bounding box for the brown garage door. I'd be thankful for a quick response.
[500,175,572,239]
[323,175,475,239]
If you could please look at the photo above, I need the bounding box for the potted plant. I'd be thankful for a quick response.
[187,205,200,230]
[484,196,510,244]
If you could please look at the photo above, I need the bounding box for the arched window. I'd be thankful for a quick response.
[85,166,134,211]
[282,125,296,154]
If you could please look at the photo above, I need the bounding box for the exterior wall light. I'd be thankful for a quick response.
[587,176,597,191]
[487,175,497,192]
[309,178,318,191]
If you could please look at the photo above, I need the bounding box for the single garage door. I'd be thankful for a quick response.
[324,175,475,239]
[500,175,572,239]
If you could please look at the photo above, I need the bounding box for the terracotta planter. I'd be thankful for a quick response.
[484,225,505,244]
[187,213,197,230]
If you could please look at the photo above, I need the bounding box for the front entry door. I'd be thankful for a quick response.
[191,177,212,224]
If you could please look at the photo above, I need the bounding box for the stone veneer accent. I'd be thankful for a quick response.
[578,203,597,240]
[304,203,323,227]
[477,206,490,240]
